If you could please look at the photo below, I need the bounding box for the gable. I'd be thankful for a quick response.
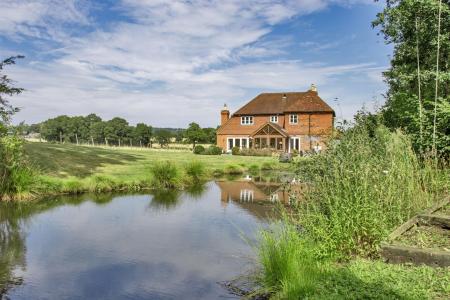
[251,123,288,137]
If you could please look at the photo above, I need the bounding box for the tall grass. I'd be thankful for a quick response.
[184,161,207,184]
[258,223,323,299]
[0,136,35,199]
[256,125,447,298]
[295,125,442,259]
[149,161,181,189]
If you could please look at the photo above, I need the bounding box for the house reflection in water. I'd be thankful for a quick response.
[215,177,304,220]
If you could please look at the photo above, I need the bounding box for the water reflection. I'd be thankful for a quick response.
[0,178,296,299]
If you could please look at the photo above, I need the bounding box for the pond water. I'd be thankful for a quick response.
[0,178,296,299]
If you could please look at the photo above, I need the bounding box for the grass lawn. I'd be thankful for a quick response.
[24,142,285,180]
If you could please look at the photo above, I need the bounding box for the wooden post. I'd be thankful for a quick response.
[75,133,79,145]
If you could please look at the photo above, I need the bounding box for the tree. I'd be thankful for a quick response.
[134,123,152,146]
[184,122,206,149]
[154,129,172,148]
[373,0,450,157]
[0,56,24,134]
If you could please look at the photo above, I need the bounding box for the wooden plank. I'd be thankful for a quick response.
[419,214,450,229]
[381,244,450,267]
[386,216,419,241]
[425,197,450,214]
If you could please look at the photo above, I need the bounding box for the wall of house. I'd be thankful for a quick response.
[216,112,334,151]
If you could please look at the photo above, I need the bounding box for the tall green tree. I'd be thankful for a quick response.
[154,129,172,148]
[134,123,152,146]
[184,122,206,149]
[0,56,24,134]
[373,0,450,157]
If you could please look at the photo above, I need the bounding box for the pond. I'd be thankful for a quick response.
[0,177,297,299]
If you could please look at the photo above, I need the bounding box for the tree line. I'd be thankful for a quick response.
[15,115,217,148]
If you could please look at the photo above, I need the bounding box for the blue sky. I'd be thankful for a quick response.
[1,0,391,127]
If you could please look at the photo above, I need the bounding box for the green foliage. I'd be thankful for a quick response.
[184,161,207,184]
[0,56,24,125]
[248,164,260,174]
[193,145,205,154]
[236,148,272,157]
[294,125,442,260]
[184,122,206,148]
[224,164,243,175]
[194,145,222,155]
[204,145,222,155]
[0,136,35,198]
[149,161,180,189]
[231,146,240,155]
[261,161,276,170]
[373,0,450,157]
[258,223,324,299]
[154,129,172,148]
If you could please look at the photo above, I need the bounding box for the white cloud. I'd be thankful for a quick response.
[2,0,386,127]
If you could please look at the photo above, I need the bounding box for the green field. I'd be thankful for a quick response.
[24,142,284,180]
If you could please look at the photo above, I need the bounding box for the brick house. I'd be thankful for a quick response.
[216,85,335,153]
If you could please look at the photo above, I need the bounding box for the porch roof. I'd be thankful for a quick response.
[250,122,289,138]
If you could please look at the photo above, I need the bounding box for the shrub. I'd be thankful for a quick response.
[193,145,205,154]
[261,161,275,170]
[0,136,35,198]
[149,161,180,189]
[238,148,272,157]
[184,161,207,184]
[248,164,260,174]
[204,145,222,155]
[224,164,243,175]
[231,146,240,155]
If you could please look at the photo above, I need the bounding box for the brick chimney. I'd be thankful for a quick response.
[221,104,230,126]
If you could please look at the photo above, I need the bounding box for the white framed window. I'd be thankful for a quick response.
[241,116,254,125]
[270,115,278,123]
[289,114,298,124]
[227,137,250,151]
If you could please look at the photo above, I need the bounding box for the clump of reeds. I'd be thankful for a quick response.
[297,125,441,259]
[149,161,181,189]
[258,222,323,299]
[184,161,207,184]
[224,164,244,175]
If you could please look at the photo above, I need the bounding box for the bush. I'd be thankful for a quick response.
[204,145,222,155]
[0,136,35,198]
[231,146,240,155]
[149,161,181,189]
[261,161,276,170]
[238,148,272,157]
[248,164,260,174]
[184,161,207,184]
[224,164,243,175]
[193,145,205,154]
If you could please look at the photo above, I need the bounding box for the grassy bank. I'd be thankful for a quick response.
[0,141,288,200]
[255,125,449,299]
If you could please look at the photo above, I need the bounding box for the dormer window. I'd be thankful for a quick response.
[289,114,298,124]
[241,116,254,125]
[270,116,278,123]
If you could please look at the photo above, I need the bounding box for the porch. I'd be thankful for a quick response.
[226,123,301,153]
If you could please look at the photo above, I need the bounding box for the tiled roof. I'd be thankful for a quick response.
[233,91,335,116]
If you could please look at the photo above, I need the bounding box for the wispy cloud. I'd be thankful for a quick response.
[1,0,387,126]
